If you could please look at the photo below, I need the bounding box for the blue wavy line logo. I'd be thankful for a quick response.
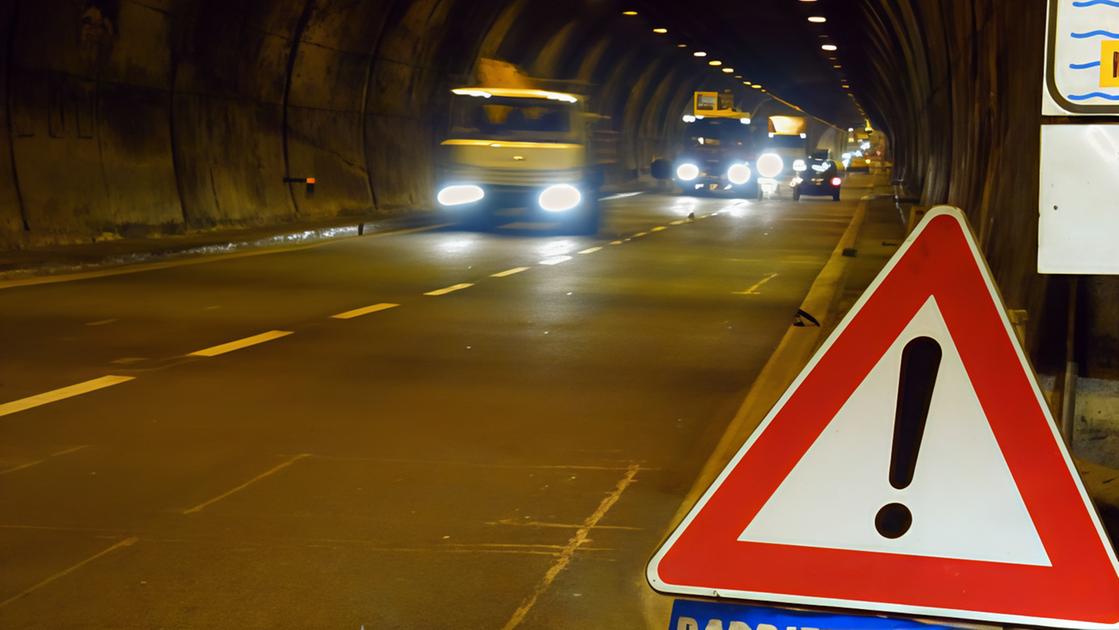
[1068,91,1119,100]
[1071,29,1119,38]
[1070,60,1103,69]
[1073,0,1119,7]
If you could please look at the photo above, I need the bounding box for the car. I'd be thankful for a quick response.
[792,158,842,201]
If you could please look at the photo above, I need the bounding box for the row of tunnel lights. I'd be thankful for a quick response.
[797,0,868,122]
[621,3,865,124]
[621,9,770,94]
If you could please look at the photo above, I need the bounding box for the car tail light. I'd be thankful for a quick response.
[831,177,842,187]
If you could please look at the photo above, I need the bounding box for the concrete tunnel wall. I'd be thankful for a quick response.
[0,0,733,250]
[843,0,1119,377]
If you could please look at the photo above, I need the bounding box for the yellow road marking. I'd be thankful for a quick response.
[609,240,623,245]
[651,226,667,232]
[188,330,293,357]
[733,272,780,295]
[0,536,138,609]
[331,303,399,320]
[184,454,311,515]
[670,219,686,225]
[0,376,135,418]
[578,247,602,255]
[499,463,640,630]
[51,445,90,457]
[424,283,474,296]
[491,267,529,278]
[0,445,90,476]
[633,231,648,238]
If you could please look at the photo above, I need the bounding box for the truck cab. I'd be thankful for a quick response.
[658,91,761,199]
[436,87,601,234]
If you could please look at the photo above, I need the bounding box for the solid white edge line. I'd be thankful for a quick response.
[0,376,135,418]
[578,247,602,255]
[188,330,293,357]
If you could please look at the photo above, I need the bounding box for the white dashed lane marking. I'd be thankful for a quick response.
[491,267,530,278]
[188,331,293,357]
[424,283,474,297]
[578,247,602,255]
[539,256,572,266]
[0,376,135,419]
[331,303,399,320]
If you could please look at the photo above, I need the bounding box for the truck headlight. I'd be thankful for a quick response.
[727,163,752,185]
[437,185,484,207]
[756,153,784,179]
[676,163,700,181]
[539,184,582,212]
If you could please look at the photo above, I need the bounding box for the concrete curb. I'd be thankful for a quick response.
[664,194,872,529]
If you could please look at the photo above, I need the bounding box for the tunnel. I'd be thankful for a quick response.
[2,1,1118,628]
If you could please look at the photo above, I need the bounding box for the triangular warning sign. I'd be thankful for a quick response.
[648,207,1119,629]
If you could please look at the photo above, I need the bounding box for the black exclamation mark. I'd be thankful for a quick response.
[1113,50,1118,81]
[875,336,942,539]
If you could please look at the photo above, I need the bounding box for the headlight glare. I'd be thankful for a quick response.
[437,185,484,207]
[793,159,807,172]
[539,184,582,212]
[676,163,700,181]
[757,153,784,179]
[727,163,752,185]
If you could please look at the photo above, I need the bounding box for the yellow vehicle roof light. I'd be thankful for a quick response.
[451,87,579,103]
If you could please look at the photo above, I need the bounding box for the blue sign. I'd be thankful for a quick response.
[669,599,958,630]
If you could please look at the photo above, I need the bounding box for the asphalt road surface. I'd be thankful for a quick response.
[0,178,873,629]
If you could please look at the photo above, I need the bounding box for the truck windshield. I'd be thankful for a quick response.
[766,134,807,150]
[686,118,749,148]
[450,96,575,141]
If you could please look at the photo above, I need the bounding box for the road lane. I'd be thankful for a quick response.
[0,180,875,628]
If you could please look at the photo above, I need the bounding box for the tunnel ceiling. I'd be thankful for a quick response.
[639,0,865,127]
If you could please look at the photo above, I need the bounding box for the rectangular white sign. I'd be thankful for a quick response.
[1039,123,1119,274]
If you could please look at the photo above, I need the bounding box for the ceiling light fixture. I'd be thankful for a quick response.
[622,10,637,16]
[808,16,827,23]
[822,44,838,51]
[652,27,668,34]
[693,51,708,57]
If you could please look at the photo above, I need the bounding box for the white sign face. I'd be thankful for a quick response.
[1039,124,1119,274]
[740,297,1050,566]
[1045,0,1119,115]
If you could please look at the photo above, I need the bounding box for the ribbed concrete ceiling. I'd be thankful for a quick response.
[639,0,865,126]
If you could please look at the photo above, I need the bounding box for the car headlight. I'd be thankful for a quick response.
[676,163,700,181]
[539,184,582,212]
[437,185,484,207]
[793,159,807,172]
[727,163,752,185]
[756,153,784,179]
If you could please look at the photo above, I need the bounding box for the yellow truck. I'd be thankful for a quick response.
[436,87,603,234]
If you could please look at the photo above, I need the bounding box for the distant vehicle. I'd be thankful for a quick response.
[669,116,761,199]
[792,157,842,201]
[754,115,810,196]
[847,155,871,173]
[436,87,603,234]
[652,91,760,199]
